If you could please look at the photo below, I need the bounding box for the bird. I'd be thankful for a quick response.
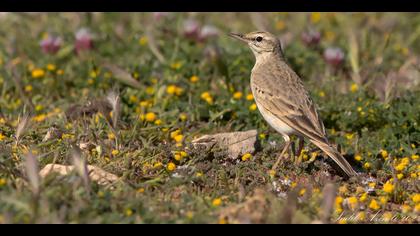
[229,31,357,177]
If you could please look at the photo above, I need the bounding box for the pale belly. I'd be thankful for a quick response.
[255,101,295,136]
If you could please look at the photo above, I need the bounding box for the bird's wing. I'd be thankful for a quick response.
[251,63,327,143]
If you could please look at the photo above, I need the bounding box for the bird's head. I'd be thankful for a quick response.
[229,31,283,58]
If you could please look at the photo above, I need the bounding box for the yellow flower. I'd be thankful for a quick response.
[129,95,138,103]
[401,204,411,214]
[246,93,254,101]
[167,85,183,96]
[139,100,149,107]
[173,134,183,143]
[108,132,115,140]
[218,217,227,224]
[212,198,222,207]
[25,85,33,92]
[170,61,182,70]
[401,157,410,165]
[137,188,145,193]
[350,83,358,93]
[380,150,388,159]
[0,118,5,124]
[369,199,380,211]
[345,133,354,140]
[233,91,243,100]
[383,181,394,194]
[397,173,404,180]
[190,75,199,83]
[35,105,44,112]
[154,119,162,125]
[0,178,7,187]
[347,197,358,210]
[412,154,419,161]
[275,20,285,30]
[61,133,75,140]
[46,64,56,71]
[259,133,266,139]
[196,172,203,177]
[0,133,6,141]
[412,194,420,203]
[299,188,306,196]
[179,113,188,121]
[268,169,276,178]
[166,85,176,95]
[180,151,188,158]
[395,163,406,172]
[363,162,371,169]
[204,96,213,104]
[415,204,420,213]
[125,209,133,216]
[338,219,347,224]
[335,196,343,207]
[241,153,252,161]
[90,70,99,78]
[379,196,388,205]
[249,103,257,111]
[354,154,362,162]
[170,129,181,139]
[145,112,157,122]
[310,12,321,24]
[167,162,176,171]
[111,149,119,156]
[153,162,163,169]
[33,114,47,122]
[138,36,148,46]
[146,86,155,95]
[359,193,368,203]
[174,152,182,161]
[318,91,325,97]
[357,212,366,221]
[31,68,45,79]
[201,92,213,104]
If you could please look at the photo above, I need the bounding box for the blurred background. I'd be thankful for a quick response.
[0,13,419,223]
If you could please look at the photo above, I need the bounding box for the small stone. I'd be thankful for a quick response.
[39,164,119,186]
[191,130,259,160]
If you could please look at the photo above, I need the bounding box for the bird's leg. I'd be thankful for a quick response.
[271,135,291,171]
[295,137,305,157]
[294,137,305,164]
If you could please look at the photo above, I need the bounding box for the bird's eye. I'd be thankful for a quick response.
[256,36,263,42]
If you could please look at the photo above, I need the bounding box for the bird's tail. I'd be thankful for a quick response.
[311,139,358,177]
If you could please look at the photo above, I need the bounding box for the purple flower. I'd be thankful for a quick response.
[40,35,62,55]
[198,25,219,42]
[75,28,94,53]
[183,19,200,39]
[324,47,345,67]
[152,12,169,21]
[301,29,321,47]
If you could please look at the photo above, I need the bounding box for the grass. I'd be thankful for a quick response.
[0,12,419,224]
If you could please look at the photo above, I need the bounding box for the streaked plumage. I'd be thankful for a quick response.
[230,31,357,177]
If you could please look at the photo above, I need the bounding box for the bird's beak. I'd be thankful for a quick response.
[228,32,249,43]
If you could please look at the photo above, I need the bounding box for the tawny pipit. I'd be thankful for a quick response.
[229,31,357,177]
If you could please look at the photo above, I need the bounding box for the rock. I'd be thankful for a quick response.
[39,164,119,186]
[191,129,258,160]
